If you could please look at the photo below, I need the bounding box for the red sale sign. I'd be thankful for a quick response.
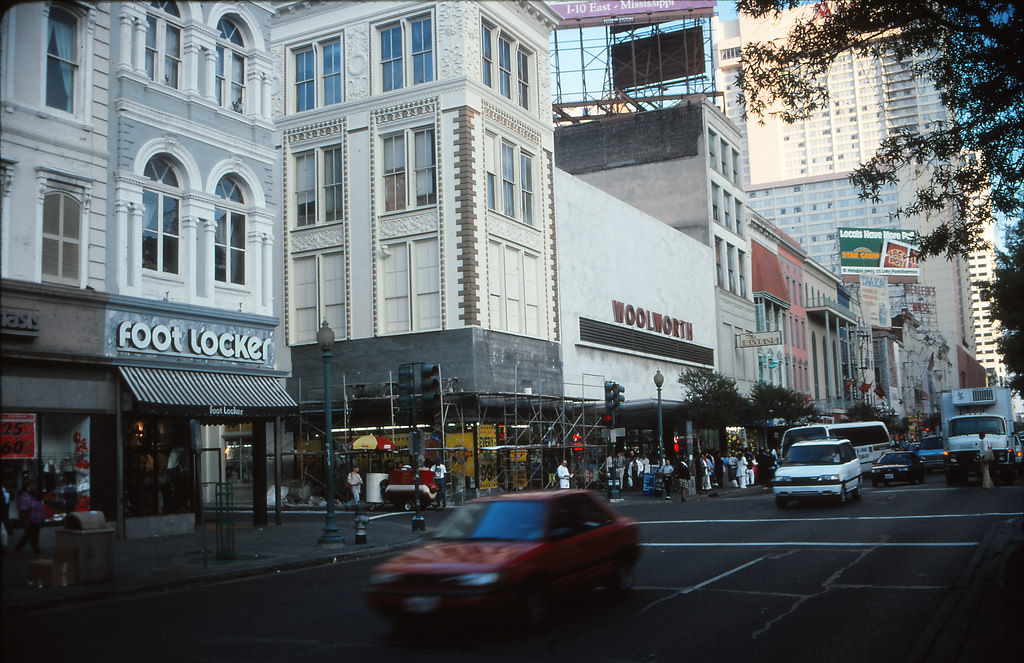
[1,413,37,459]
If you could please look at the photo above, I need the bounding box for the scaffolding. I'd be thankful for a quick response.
[551,9,718,126]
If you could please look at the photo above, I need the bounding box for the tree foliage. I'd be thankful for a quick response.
[986,218,1024,395]
[747,381,818,426]
[845,400,888,423]
[677,369,751,429]
[735,0,1024,258]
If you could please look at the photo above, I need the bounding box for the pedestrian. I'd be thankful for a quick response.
[737,452,748,488]
[431,458,448,507]
[345,464,363,509]
[702,453,714,492]
[556,459,574,489]
[746,452,755,487]
[660,457,674,500]
[13,478,45,558]
[1,476,11,553]
[728,452,739,487]
[676,457,691,501]
[714,452,724,488]
[979,432,994,489]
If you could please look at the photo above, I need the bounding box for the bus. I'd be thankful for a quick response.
[780,421,891,467]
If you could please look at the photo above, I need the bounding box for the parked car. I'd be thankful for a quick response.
[364,490,641,627]
[914,435,946,471]
[772,439,863,508]
[870,451,926,486]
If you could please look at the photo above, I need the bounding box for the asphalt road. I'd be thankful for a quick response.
[7,477,1022,663]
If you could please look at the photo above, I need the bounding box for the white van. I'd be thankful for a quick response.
[773,439,863,508]
[780,421,891,466]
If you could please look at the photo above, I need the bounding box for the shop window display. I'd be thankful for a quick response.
[126,418,193,516]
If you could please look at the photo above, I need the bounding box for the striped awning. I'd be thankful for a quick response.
[119,366,297,418]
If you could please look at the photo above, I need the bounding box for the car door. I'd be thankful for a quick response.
[544,494,614,595]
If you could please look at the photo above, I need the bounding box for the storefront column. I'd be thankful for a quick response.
[252,422,268,527]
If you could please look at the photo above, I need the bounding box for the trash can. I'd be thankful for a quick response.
[55,510,114,584]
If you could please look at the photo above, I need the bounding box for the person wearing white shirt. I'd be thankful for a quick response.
[556,459,573,489]
[430,459,448,507]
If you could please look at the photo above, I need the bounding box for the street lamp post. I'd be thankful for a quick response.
[654,370,665,463]
[317,321,343,545]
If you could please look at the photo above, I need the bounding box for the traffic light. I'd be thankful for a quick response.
[572,433,584,455]
[420,363,441,410]
[604,381,617,414]
[673,439,681,454]
[613,383,625,410]
[397,363,415,420]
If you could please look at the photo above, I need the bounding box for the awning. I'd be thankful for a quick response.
[352,435,394,451]
[119,366,297,418]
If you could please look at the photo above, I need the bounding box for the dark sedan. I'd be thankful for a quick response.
[364,490,640,628]
[871,451,926,486]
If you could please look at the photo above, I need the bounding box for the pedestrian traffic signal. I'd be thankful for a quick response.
[572,433,584,454]
[420,363,441,409]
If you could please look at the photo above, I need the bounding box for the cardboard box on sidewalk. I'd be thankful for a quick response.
[27,550,78,588]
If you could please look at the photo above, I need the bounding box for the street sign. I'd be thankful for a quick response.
[736,331,783,348]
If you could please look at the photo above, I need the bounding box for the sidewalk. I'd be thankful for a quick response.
[2,507,436,612]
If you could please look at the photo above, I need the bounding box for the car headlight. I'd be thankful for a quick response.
[450,572,501,586]
[369,572,402,585]
[817,474,840,482]
[774,475,793,483]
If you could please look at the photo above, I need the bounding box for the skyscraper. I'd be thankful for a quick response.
[714,5,1002,386]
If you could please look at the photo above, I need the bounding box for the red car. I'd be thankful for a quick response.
[363,489,641,627]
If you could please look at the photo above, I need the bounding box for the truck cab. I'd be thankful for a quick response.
[941,387,1017,485]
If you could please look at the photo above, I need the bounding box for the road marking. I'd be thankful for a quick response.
[641,512,1021,525]
[639,554,770,614]
[640,541,977,547]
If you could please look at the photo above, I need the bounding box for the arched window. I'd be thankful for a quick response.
[215,17,246,112]
[145,2,182,88]
[42,191,81,285]
[142,156,180,274]
[46,6,78,112]
[214,176,246,285]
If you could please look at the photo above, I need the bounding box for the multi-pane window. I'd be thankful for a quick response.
[481,21,494,87]
[488,241,541,336]
[484,133,535,224]
[294,145,344,226]
[294,48,314,112]
[482,24,532,110]
[293,252,345,344]
[498,36,512,98]
[382,237,440,333]
[141,156,180,274]
[293,37,342,112]
[41,191,81,285]
[381,128,436,213]
[145,2,181,88]
[214,176,246,285]
[517,49,530,109]
[46,6,77,112]
[379,14,433,93]
[215,18,245,112]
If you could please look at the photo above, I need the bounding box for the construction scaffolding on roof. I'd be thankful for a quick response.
[550,1,720,126]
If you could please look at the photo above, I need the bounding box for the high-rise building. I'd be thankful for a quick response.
[714,5,1001,388]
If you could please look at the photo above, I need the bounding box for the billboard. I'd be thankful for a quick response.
[839,227,920,276]
[550,1,717,28]
[612,26,705,88]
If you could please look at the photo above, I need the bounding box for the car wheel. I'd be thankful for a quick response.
[521,581,549,626]
[775,496,787,509]
[403,499,415,512]
[838,485,848,505]
[607,556,635,597]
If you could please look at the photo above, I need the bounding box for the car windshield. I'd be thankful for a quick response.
[785,445,842,465]
[949,416,1005,437]
[877,452,913,464]
[919,437,942,450]
[433,500,546,542]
